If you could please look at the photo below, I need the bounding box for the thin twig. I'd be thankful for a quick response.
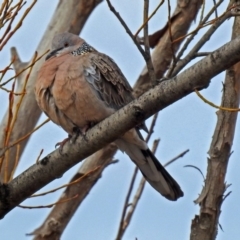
[184,165,205,180]
[5,52,38,146]
[145,113,159,143]
[106,0,147,62]
[18,194,79,209]
[0,118,49,159]
[195,89,240,112]
[170,10,232,77]
[9,144,20,180]
[0,49,49,87]
[30,166,100,197]
[166,0,224,77]
[123,176,146,232]
[36,149,44,164]
[134,0,165,37]
[0,55,15,82]
[199,0,206,23]
[115,167,138,240]
[0,78,16,178]
[10,118,50,148]
[143,0,156,85]
[212,0,218,18]
[0,85,25,95]
[0,0,24,44]
[203,0,223,23]
[167,0,177,65]
[164,149,189,167]
[0,0,37,50]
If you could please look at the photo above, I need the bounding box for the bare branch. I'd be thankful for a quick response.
[106,0,146,60]
[143,0,156,84]
[134,0,164,37]
[164,149,190,168]
[115,167,139,240]
[133,0,203,97]
[171,9,233,77]
[184,165,205,180]
[169,0,224,74]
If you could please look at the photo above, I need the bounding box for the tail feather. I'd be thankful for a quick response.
[141,149,183,201]
[115,137,183,201]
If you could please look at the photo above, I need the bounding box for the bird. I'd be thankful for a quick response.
[35,32,183,201]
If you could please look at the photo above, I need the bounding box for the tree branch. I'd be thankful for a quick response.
[133,0,203,97]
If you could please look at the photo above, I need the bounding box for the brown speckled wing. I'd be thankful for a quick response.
[84,52,134,110]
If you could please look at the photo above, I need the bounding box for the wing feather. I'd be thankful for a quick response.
[84,53,134,110]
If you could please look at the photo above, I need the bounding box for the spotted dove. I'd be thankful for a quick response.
[35,32,183,201]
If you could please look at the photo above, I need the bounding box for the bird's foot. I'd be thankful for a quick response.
[82,122,96,133]
[70,127,83,143]
[55,136,70,154]
[80,122,97,141]
[70,124,93,143]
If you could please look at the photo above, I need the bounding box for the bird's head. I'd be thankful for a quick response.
[46,32,85,60]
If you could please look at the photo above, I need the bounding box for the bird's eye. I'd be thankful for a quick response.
[64,43,69,47]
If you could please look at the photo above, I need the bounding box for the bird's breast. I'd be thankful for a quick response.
[51,58,114,133]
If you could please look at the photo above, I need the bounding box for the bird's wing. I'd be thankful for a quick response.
[83,52,134,110]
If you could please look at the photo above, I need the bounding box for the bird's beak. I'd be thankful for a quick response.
[45,47,64,60]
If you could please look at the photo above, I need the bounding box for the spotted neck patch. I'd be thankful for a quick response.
[71,42,94,56]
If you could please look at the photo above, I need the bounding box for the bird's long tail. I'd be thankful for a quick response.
[115,132,183,201]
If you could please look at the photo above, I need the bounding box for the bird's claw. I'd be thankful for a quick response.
[71,126,89,143]
[55,137,70,154]
[70,127,81,144]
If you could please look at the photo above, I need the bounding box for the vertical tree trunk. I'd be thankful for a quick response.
[190,13,240,240]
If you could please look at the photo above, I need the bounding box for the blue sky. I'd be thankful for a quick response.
[0,1,239,240]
